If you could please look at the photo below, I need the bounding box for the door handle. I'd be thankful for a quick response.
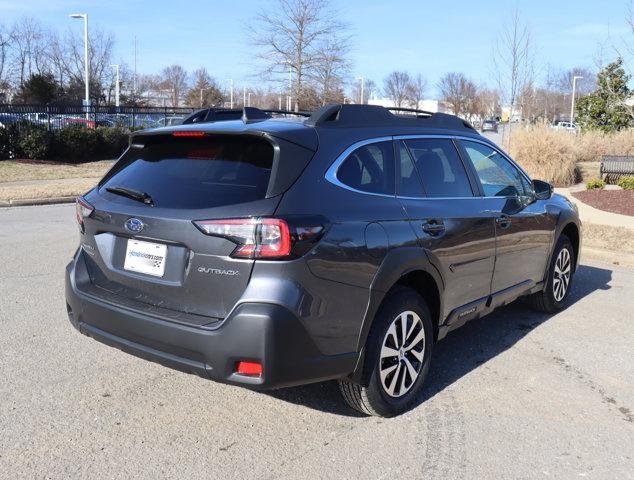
[495,214,512,229]
[422,220,445,236]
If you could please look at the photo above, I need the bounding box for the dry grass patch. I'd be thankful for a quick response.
[574,129,634,163]
[0,178,98,201]
[506,125,634,186]
[0,159,114,183]
[508,126,577,186]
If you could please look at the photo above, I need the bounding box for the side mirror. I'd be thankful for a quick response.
[532,179,553,200]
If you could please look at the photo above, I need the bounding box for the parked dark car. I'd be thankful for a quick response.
[0,113,21,128]
[481,119,498,133]
[65,105,581,417]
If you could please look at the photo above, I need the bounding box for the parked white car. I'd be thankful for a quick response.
[551,121,578,131]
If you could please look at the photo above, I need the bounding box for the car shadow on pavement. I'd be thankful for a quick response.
[264,264,612,417]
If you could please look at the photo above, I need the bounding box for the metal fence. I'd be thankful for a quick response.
[0,104,198,131]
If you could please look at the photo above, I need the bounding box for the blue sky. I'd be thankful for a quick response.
[0,0,630,95]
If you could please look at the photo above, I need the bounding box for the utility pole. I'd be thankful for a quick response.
[200,88,203,107]
[69,13,89,119]
[243,86,246,107]
[570,76,583,126]
[111,64,120,108]
[248,92,252,107]
[357,76,365,104]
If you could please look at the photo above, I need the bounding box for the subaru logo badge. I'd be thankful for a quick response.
[125,218,144,233]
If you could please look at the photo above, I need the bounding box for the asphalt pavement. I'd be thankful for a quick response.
[1,204,633,479]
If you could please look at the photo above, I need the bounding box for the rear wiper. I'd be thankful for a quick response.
[105,186,155,206]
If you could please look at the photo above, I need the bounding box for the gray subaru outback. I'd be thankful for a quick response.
[65,104,581,417]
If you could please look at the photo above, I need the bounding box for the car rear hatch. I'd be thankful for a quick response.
[78,131,315,326]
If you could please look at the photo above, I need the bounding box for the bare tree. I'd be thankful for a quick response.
[384,71,411,108]
[0,24,10,90]
[10,17,45,85]
[185,68,224,107]
[473,88,501,123]
[161,64,188,107]
[437,72,477,118]
[492,9,533,143]
[350,78,377,104]
[310,38,349,105]
[406,73,427,108]
[250,0,348,111]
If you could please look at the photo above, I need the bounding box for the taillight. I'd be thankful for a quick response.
[193,217,323,259]
[75,196,94,233]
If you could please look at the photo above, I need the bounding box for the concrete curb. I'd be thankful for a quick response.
[0,196,76,207]
[583,246,634,268]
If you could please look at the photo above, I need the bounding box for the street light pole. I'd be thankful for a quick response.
[357,76,365,104]
[69,13,89,119]
[110,64,120,108]
[225,79,234,108]
[133,36,137,98]
[570,76,583,126]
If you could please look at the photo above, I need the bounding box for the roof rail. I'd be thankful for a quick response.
[386,107,435,117]
[305,104,476,132]
[182,107,311,125]
[260,109,312,118]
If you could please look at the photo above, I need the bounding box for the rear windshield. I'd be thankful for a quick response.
[100,136,274,209]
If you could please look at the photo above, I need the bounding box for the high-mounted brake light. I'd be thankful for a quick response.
[75,196,94,233]
[172,131,206,137]
[194,218,292,259]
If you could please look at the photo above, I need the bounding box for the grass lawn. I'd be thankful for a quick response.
[0,159,114,183]
[0,178,99,201]
[0,159,114,203]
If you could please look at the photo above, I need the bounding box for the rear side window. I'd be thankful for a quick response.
[401,138,473,197]
[336,141,395,195]
[100,136,274,209]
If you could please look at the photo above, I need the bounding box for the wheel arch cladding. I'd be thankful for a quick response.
[350,248,444,384]
[561,222,580,270]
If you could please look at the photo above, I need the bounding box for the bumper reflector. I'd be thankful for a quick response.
[236,361,263,377]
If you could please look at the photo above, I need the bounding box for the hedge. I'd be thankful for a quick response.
[0,123,129,163]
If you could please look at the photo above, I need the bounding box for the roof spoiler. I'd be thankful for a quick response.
[182,107,311,125]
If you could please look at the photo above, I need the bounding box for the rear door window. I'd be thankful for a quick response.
[398,141,425,197]
[401,138,473,197]
[100,136,274,209]
[336,141,395,195]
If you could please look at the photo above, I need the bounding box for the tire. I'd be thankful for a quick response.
[338,286,434,417]
[528,234,575,313]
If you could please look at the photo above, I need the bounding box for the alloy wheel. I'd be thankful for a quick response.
[553,247,571,302]
[379,310,426,398]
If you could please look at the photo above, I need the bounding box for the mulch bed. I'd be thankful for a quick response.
[572,190,634,216]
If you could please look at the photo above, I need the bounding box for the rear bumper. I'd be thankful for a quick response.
[65,253,357,389]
